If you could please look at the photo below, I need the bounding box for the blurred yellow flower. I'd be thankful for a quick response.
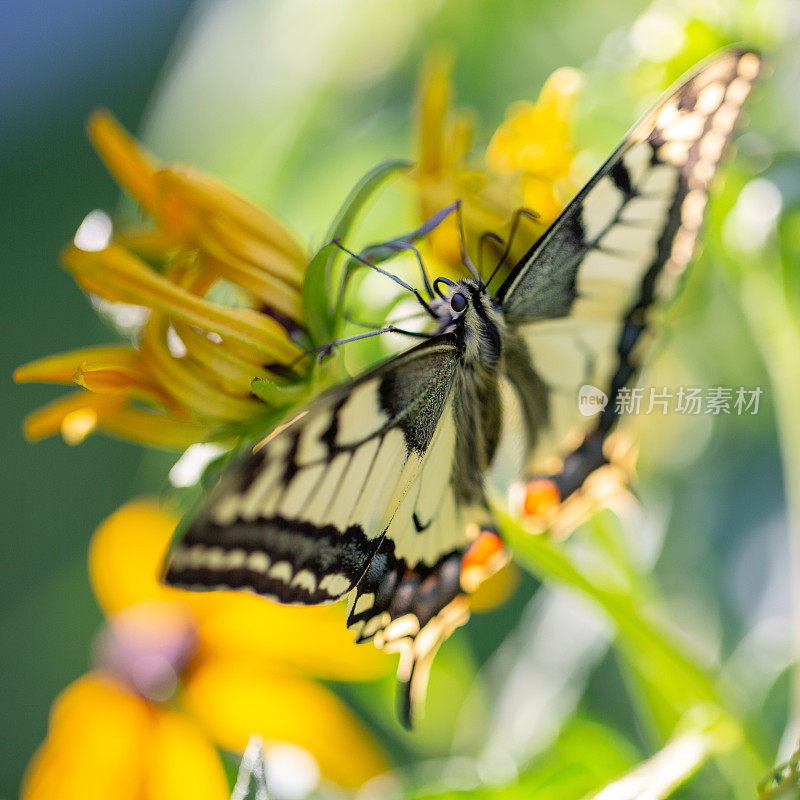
[15,111,309,450]
[22,501,391,800]
[486,66,583,220]
[412,53,582,277]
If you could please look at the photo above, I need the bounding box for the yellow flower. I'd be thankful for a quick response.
[22,501,391,800]
[412,53,582,277]
[486,67,583,221]
[14,111,309,450]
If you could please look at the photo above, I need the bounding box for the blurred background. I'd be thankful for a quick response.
[3,0,800,798]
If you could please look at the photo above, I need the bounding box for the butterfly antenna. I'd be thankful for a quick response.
[344,308,428,331]
[359,201,463,298]
[478,231,506,279]
[485,207,541,288]
[332,239,439,321]
[454,199,482,286]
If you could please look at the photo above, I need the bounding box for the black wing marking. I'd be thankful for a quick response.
[495,49,761,468]
[164,335,460,604]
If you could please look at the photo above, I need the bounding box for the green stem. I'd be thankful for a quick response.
[587,714,737,800]
[739,268,800,742]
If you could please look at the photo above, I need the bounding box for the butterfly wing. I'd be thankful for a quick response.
[164,332,498,726]
[496,49,761,469]
[164,334,463,603]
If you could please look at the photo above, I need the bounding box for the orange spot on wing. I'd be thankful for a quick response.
[523,478,562,517]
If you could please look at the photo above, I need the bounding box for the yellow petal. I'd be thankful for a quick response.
[197,241,303,321]
[88,109,159,215]
[93,404,218,449]
[144,708,229,800]
[14,345,144,385]
[14,345,175,409]
[88,110,305,270]
[89,499,214,615]
[450,109,475,165]
[172,320,271,396]
[183,659,387,788]
[195,592,392,682]
[22,673,151,800]
[139,315,264,422]
[23,389,215,448]
[205,214,303,289]
[416,50,454,178]
[537,66,583,120]
[22,391,125,444]
[485,67,581,199]
[73,363,171,408]
[155,168,307,267]
[62,244,302,364]
[114,226,177,261]
[521,175,564,224]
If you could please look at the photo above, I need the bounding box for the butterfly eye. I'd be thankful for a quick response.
[450,292,467,313]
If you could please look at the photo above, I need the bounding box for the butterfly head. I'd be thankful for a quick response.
[432,276,504,370]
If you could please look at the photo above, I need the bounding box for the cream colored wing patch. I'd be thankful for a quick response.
[164,336,459,604]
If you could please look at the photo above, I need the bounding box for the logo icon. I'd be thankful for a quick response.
[578,384,608,417]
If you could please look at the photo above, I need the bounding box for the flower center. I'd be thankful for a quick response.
[93,601,197,703]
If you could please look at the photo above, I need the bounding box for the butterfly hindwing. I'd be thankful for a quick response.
[497,49,761,469]
[340,373,501,724]
[164,335,462,604]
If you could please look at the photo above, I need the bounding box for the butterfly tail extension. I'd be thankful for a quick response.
[347,529,509,728]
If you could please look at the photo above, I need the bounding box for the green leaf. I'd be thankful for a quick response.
[495,505,767,796]
[517,718,639,800]
[302,242,342,346]
[301,158,411,346]
[413,717,638,800]
[323,159,413,244]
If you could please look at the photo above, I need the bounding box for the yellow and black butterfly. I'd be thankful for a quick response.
[164,49,761,726]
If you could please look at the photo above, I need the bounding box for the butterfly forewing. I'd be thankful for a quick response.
[498,49,761,466]
[165,336,462,603]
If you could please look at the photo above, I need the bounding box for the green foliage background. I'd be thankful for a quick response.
[3,0,800,797]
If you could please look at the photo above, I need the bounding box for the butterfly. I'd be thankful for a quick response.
[163,49,761,727]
